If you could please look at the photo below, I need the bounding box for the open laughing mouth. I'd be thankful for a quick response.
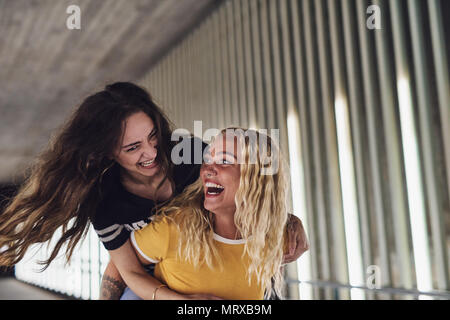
[205,181,225,196]
[139,158,156,168]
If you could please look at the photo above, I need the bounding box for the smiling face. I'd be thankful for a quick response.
[200,134,241,216]
[114,111,161,179]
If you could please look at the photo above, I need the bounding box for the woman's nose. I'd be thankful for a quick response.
[203,164,217,177]
[142,140,157,158]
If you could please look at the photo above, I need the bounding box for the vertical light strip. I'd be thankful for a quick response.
[176,42,185,129]
[233,0,248,128]
[153,65,162,114]
[73,236,81,299]
[341,1,373,300]
[226,0,240,126]
[315,0,349,299]
[192,28,202,136]
[328,0,364,300]
[268,0,289,158]
[334,96,365,300]
[272,0,300,298]
[81,233,90,300]
[389,0,433,298]
[153,59,161,118]
[219,5,231,128]
[167,52,175,125]
[170,47,178,128]
[161,57,169,126]
[213,10,226,129]
[99,238,109,297]
[287,112,313,300]
[408,0,449,291]
[288,0,319,299]
[187,35,195,133]
[355,0,392,298]
[65,228,75,297]
[199,19,210,131]
[397,77,433,298]
[301,0,332,299]
[259,0,276,130]
[241,0,258,130]
[171,47,180,128]
[428,0,450,206]
[204,17,214,130]
[249,0,265,128]
[181,39,190,130]
[177,45,184,129]
[209,13,221,128]
[178,41,186,129]
[373,0,413,292]
[89,226,100,300]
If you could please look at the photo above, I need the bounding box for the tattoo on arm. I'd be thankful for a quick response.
[100,274,127,300]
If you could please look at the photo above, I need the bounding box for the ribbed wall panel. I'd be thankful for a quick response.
[140,0,450,300]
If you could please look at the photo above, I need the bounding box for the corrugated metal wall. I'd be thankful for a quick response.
[15,225,109,300]
[140,0,450,299]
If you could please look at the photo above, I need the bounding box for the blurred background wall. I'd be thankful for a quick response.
[1,0,449,300]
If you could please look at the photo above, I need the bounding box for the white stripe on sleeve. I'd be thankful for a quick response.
[95,224,121,235]
[130,231,159,264]
[98,225,124,243]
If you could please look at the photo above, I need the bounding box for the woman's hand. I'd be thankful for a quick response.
[283,214,309,264]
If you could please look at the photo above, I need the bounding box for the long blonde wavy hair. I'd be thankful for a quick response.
[156,128,289,298]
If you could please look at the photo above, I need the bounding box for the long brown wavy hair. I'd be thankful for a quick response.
[0,82,174,269]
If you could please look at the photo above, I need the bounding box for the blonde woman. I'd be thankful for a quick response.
[114,128,293,299]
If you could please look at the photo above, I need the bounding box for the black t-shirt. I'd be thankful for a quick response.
[92,136,206,251]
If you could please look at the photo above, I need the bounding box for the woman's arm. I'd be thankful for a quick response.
[282,214,309,264]
[109,239,222,300]
[108,239,182,300]
[99,260,127,300]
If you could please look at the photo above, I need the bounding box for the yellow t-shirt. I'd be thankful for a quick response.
[130,216,265,300]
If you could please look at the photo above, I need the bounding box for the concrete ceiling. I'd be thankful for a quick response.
[0,0,220,183]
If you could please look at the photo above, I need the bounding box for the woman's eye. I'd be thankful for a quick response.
[126,145,138,152]
[222,158,234,165]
